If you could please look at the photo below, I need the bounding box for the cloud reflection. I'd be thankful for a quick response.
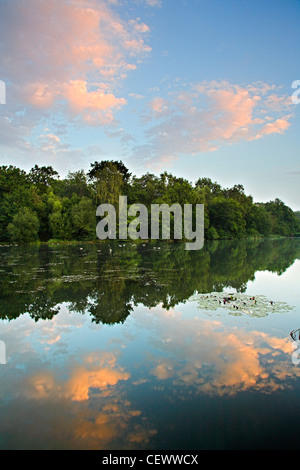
[27,352,130,402]
[139,305,299,396]
[1,298,299,449]
[0,337,156,449]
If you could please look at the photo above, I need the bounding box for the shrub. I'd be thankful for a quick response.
[7,207,40,243]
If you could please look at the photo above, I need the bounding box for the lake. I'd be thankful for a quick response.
[0,238,300,450]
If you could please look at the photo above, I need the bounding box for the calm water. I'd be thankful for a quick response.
[0,238,300,450]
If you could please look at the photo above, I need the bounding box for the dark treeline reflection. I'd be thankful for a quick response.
[0,238,300,325]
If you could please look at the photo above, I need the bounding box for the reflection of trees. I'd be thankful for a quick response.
[0,238,299,324]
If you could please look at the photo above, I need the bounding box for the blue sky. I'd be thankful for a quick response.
[0,0,299,209]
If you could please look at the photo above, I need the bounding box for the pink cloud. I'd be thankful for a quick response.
[0,0,151,125]
[205,87,261,140]
[62,80,127,124]
[254,118,291,139]
[131,80,294,169]
[149,97,170,116]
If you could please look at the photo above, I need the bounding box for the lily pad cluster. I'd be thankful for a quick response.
[189,291,295,317]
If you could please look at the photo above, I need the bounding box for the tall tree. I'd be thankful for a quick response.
[88,160,131,183]
[89,161,125,206]
[28,165,59,188]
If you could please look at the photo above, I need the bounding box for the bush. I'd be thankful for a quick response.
[207,226,219,240]
[7,207,40,243]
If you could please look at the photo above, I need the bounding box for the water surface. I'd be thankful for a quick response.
[0,238,300,450]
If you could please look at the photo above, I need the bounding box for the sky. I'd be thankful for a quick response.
[0,0,299,209]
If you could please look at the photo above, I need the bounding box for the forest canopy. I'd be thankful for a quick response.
[0,161,299,244]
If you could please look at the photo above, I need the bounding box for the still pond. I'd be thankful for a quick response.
[0,238,300,450]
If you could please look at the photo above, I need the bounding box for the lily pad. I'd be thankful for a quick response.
[189,291,295,318]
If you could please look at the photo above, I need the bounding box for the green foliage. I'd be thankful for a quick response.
[0,161,298,243]
[0,166,33,241]
[7,207,40,243]
[209,197,246,239]
[71,197,96,240]
[246,203,272,237]
[265,199,299,237]
[28,165,59,188]
[89,161,125,206]
[88,160,131,184]
[207,226,219,240]
[60,170,93,199]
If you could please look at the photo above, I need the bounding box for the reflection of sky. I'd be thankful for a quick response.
[129,302,298,396]
[1,261,300,449]
[246,260,300,303]
[0,311,157,449]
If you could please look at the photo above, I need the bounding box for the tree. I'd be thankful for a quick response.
[62,170,93,199]
[246,204,272,236]
[88,160,131,183]
[28,165,59,188]
[71,197,96,240]
[209,197,246,239]
[0,166,32,241]
[265,198,299,236]
[128,173,161,206]
[7,207,40,243]
[89,161,125,206]
[0,165,29,194]
[195,177,222,195]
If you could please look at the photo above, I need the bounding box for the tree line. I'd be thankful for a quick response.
[0,161,299,243]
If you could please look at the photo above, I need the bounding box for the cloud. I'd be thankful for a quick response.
[62,80,127,125]
[149,97,170,116]
[144,0,162,6]
[134,0,162,7]
[254,118,290,139]
[0,0,151,125]
[0,0,153,172]
[131,80,294,171]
